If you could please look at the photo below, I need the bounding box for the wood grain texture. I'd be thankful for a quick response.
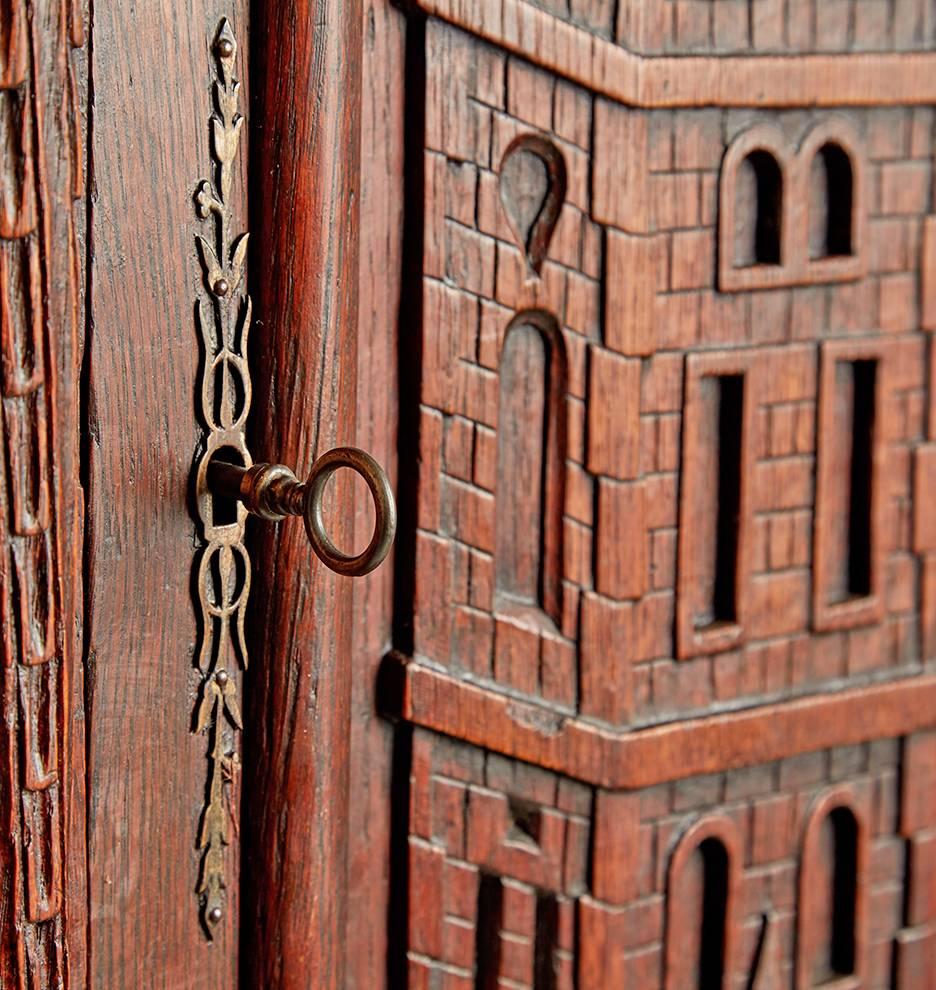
[346,0,407,982]
[241,0,362,985]
[0,1,86,985]
[85,3,247,984]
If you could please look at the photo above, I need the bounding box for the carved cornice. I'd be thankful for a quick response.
[416,0,936,108]
[394,658,936,789]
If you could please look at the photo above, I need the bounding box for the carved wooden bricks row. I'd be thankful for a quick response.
[406,728,928,988]
[0,1,85,987]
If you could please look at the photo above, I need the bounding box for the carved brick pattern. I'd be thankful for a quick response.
[0,2,83,986]
[535,0,936,56]
[417,23,600,710]
[407,728,590,988]
[407,730,916,988]
[415,23,932,730]
[403,4,936,988]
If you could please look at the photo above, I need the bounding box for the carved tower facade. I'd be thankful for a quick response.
[394,0,936,986]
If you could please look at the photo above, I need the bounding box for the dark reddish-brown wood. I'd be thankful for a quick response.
[0,1,86,985]
[241,0,362,985]
[10,0,936,986]
[375,3,936,986]
[84,2,247,984]
[346,0,407,982]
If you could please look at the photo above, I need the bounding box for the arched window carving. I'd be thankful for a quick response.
[665,817,741,990]
[797,789,869,989]
[494,311,566,627]
[799,119,865,279]
[734,149,783,267]
[809,143,854,259]
[718,121,865,291]
[718,126,789,291]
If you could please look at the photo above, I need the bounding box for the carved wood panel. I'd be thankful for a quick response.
[0,0,85,986]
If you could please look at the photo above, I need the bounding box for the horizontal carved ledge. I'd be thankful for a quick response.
[388,656,936,788]
[416,0,936,109]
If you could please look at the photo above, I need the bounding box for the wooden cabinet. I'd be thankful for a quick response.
[2,0,935,987]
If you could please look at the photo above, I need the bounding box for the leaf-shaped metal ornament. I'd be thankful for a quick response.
[191,18,252,938]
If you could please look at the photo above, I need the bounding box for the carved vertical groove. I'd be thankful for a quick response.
[0,0,85,986]
[192,17,251,937]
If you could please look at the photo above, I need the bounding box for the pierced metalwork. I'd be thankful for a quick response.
[192,17,250,936]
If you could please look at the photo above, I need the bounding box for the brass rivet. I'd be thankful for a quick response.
[207,906,223,925]
[214,669,229,687]
[213,277,229,297]
[216,38,234,58]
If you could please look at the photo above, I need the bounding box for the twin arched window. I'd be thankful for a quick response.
[665,794,867,989]
[719,122,864,291]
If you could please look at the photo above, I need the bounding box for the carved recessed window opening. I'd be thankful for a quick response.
[797,790,868,989]
[734,150,783,268]
[665,817,740,990]
[494,311,566,629]
[534,891,560,990]
[475,874,504,989]
[809,143,854,259]
[813,340,889,632]
[472,871,560,989]
[499,135,567,276]
[677,352,756,658]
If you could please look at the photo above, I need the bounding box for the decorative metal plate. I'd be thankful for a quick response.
[192,17,251,937]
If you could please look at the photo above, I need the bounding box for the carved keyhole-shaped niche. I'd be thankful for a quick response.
[499,135,566,276]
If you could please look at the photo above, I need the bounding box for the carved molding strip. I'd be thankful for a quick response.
[192,18,251,937]
[397,659,936,789]
[416,0,936,108]
[0,0,85,985]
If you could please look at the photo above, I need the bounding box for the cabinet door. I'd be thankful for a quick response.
[0,1,371,987]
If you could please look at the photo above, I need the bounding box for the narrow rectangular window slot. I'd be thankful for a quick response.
[697,374,745,631]
[814,341,887,632]
[474,875,503,990]
[711,375,744,627]
[677,352,753,659]
[533,892,559,990]
[836,359,876,602]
